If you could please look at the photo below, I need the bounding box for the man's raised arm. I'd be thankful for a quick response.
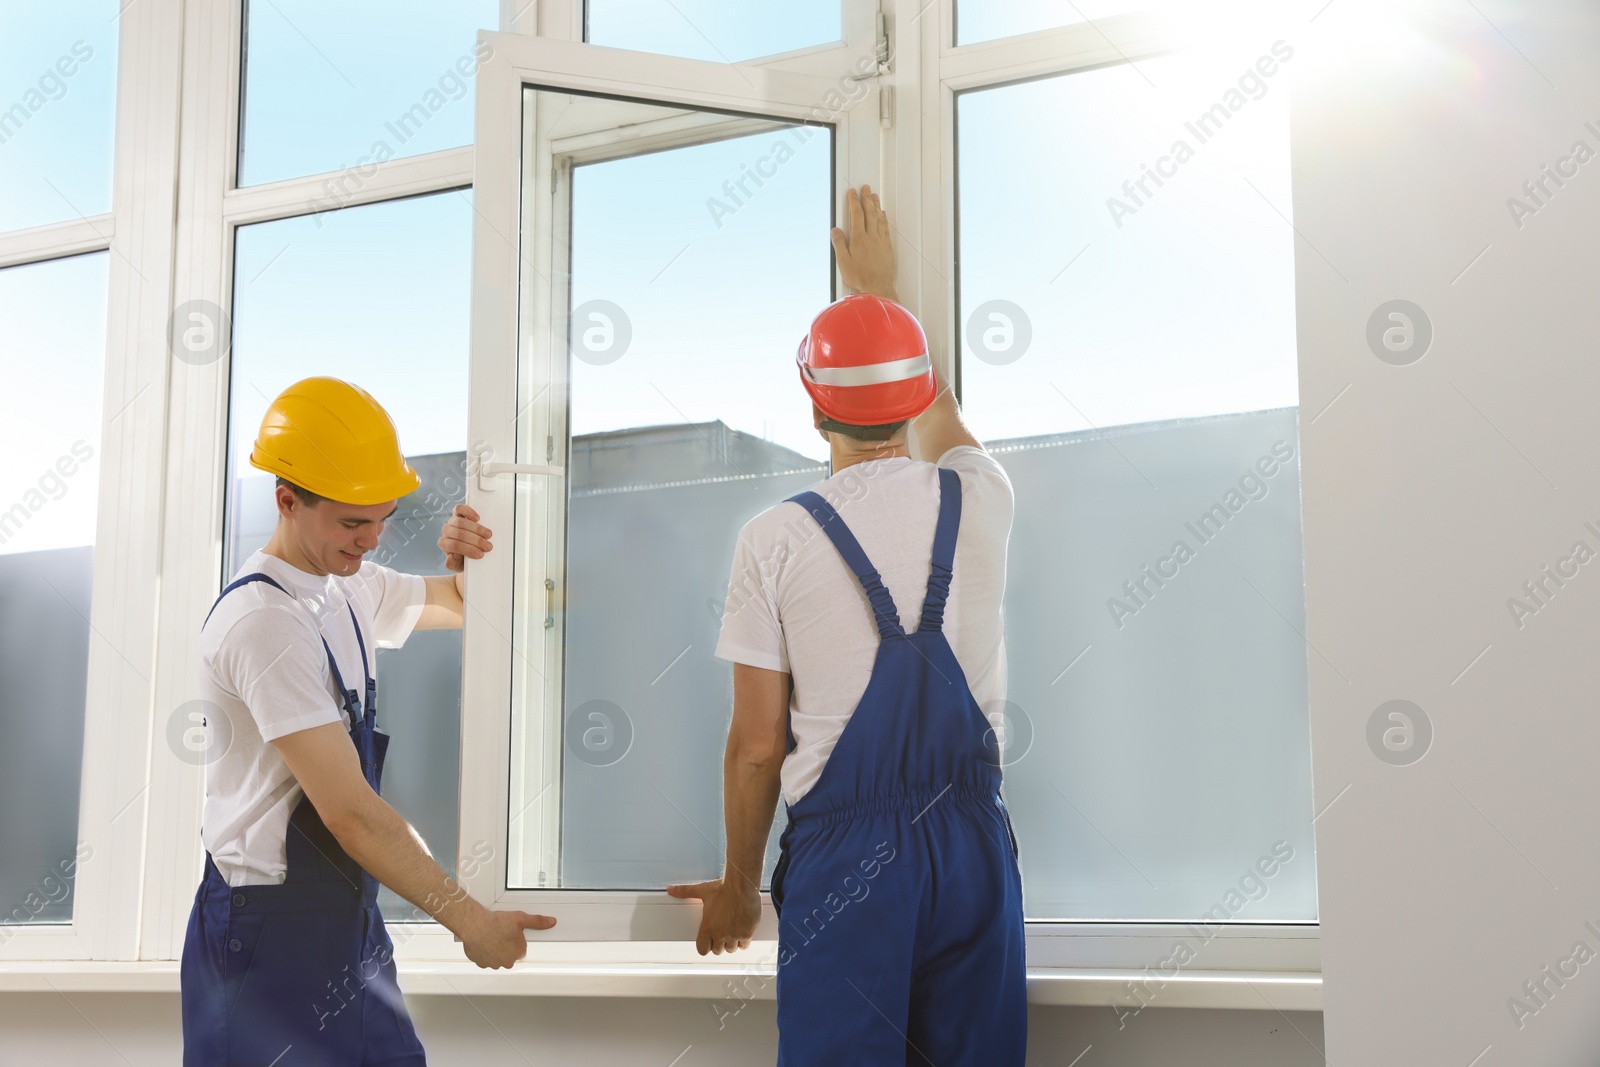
[830,184,984,461]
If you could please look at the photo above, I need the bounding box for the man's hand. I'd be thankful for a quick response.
[666,877,762,955]
[275,721,556,967]
[831,184,898,301]
[439,503,492,573]
[667,664,787,955]
[458,907,558,970]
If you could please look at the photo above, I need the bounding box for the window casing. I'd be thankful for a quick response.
[0,0,1319,994]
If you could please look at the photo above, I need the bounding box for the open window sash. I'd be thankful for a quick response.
[459,31,879,940]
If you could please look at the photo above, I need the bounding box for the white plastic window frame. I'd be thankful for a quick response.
[456,29,873,945]
[451,0,1320,1002]
[0,0,503,972]
[0,0,1320,1010]
[148,0,877,970]
[896,0,1319,991]
[0,0,170,966]
[140,0,489,967]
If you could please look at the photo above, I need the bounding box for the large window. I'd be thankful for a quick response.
[957,50,1312,921]
[0,0,1319,988]
[0,252,109,927]
[0,0,120,960]
[459,10,1318,954]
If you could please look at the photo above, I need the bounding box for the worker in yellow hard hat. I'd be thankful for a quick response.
[180,377,554,1066]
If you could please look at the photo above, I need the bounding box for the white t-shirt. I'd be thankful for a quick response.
[198,550,427,886]
[715,446,1014,805]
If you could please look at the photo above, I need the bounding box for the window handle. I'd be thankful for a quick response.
[473,443,564,492]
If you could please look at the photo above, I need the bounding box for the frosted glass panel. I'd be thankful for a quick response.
[227,193,472,919]
[995,409,1314,920]
[0,251,109,925]
[958,58,1315,920]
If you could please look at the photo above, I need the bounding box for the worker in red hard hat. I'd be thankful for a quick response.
[796,291,936,442]
[669,185,1027,1066]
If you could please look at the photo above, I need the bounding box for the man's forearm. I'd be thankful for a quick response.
[843,283,967,453]
[415,573,467,630]
[722,745,784,893]
[333,795,490,937]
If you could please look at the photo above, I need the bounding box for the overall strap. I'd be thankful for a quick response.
[918,467,963,633]
[204,572,294,627]
[320,619,360,725]
[204,571,364,724]
[344,603,375,728]
[786,491,904,639]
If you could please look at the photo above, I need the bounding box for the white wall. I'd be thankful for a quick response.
[0,992,1323,1065]
[1294,1,1600,1063]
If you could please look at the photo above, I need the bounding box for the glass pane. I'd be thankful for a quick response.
[227,192,472,919]
[0,2,119,232]
[588,0,840,62]
[509,88,833,889]
[956,53,1315,920]
[957,0,1145,46]
[0,251,109,925]
[238,0,498,187]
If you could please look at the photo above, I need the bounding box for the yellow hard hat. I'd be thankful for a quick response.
[249,377,421,506]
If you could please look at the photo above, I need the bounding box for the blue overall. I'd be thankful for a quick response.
[770,467,1027,1067]
[182,573,426,1067]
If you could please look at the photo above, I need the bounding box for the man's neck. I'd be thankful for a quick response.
[261,531,326,577]
[830,440,911,474]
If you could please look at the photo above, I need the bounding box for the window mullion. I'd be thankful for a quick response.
[67,0,190,963]
[134,0,243,964]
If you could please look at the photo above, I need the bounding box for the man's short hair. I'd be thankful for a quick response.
[821,418,910,442]
[276,476,326,507]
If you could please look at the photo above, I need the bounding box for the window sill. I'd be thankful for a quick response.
[0,959,1321,1011]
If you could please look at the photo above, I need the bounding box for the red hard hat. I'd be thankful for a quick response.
[797,295,937,427]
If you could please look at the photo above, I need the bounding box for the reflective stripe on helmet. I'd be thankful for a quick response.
[800,352,931,388]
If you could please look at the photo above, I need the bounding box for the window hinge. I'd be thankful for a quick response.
[876,10,892,76]
[876,10,894,128]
